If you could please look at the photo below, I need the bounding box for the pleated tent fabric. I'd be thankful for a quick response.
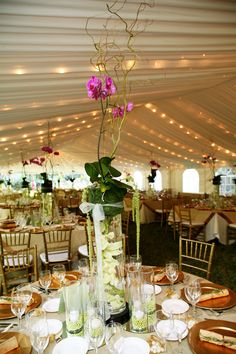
[0,0,236,172]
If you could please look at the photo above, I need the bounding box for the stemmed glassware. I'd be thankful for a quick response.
[16,283,33,308]
[39,270,52,295]
[173,314,188,354]
[105,322,124,354]
[165,262,179,292]
[11,288,27,330]
[28,308,49,354]
[184,279,201,321]
[78,258,90,278]
[84,314,105,354]
[52,264,66,287]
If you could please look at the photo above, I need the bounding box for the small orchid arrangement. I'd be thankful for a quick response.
[149,160,161,169]
[201,153,222,184]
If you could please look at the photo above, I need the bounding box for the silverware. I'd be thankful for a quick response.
[0,323,17,332]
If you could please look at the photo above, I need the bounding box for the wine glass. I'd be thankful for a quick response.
[16,283,33,307]
[184,279,201,320]
[105,322,124,354]
[165,262,179,292]
[29,309,49,354]
[39,270,51,295]
[78,258,90,277]
[52,264,66,287]
[173,314,188,354]
[154,310,172,352]
[11,288,27,330]
[84,314,105,354]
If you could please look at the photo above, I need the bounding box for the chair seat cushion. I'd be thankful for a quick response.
[40,250,69,263]
[228,224,236,229]
[78,244,88,257]
[4,255,33,267]
[182,222,204,227]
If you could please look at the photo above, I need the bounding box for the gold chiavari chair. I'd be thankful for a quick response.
[226,223,236,245]
[40,228,72,270]
[0,230,31,253]
[179,237,215,280]
[78,222,96,258]
[0,245,38,295]
[178,205,206,240]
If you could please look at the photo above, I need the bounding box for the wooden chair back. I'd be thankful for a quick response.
[0,245,38,295]
[0,231,31,253]
[179,237,215,279]
[42,228,72,269]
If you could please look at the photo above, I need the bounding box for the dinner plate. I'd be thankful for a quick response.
[152,267,184,285]
[0,292,42,320]
[155,319,188,341]
[47,319,63,338]
[0,331,31,354]
[42,298,60,313]
[122,337,150,354]
[154,285,162,295]
[162,299,189,315]
[188,320,236,354]
[181,282,236,310]
[52,337,89,354]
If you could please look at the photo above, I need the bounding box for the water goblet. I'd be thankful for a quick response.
[105,322,124,354]
[16,283,33,309]
[78,257,90,277]
[29,308,49,354]
[84,314,105,354]
[52,264,66,287]
[39,270,51,295]
[184,279,201,321]
[154,310,172,352]
[165,262,179,293]
[11,288,27,330]
[173,314,188,354]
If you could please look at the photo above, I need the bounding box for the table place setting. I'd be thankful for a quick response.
[0,256,235,354]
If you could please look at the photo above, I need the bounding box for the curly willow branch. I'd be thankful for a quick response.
[85,1,154,160]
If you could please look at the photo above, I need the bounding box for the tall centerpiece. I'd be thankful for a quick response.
[201,153,222,207]
[80,1,152,318]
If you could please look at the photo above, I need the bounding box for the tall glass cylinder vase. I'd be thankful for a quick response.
[99,215,126,316]
[41,193,53,225]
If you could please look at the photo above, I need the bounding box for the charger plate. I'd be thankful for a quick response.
[152,267,184,285]
[39,271,81,290]
[181,283,236,310]
[188,320,236,354]
[0,292,42,320]
[0,331,31,354]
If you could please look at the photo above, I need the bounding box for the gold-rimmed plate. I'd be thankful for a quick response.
[0,292,42,320]
[181,283,236,310]
[0,332,31,354]
[188,320,236,354]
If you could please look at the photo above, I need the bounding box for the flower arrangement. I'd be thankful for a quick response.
[81,0,153,317]
[201,154,222,185]
[148,159,161,183]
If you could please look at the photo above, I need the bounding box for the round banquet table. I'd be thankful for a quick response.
[4,273,234,354]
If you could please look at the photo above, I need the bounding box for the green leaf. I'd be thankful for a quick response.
[85,162,98,178]
[109,166,121,177]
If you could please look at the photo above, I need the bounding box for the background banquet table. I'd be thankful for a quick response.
[25,273,236,354]
[170,207,236,245]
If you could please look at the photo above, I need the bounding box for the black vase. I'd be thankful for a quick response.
[21,177,29,189]
[151,168,157,178]
[41,173,53,193]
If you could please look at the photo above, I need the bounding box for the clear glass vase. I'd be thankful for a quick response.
[99,215,126,315]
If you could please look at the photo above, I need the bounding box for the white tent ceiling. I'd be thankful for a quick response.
[0,0,236,174]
